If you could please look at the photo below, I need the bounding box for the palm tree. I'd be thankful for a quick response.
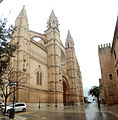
[88,86,100,108]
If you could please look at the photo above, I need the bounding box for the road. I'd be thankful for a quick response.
[14,103,118,120]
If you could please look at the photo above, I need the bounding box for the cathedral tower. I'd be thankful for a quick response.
[45,10,63,105]
[65,31,83,104]
[11,6,30,102]
[13,6,30,72]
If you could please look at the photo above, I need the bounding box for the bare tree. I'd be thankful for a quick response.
[0,65,28,115]
[0,0,4,3]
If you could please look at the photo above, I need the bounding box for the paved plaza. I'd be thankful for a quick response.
[0,103,118,120]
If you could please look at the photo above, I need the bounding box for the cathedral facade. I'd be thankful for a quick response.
[98,17,118,105]
[11,6,84,106]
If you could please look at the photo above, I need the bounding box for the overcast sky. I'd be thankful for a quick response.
[0,0,118,93]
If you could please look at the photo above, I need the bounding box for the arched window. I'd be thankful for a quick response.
[36,71,42,85]
[114,50,117,60]
[37,71,39,85]
[40,72,42,85]
[109,74,113,80]
[36,65,43,85]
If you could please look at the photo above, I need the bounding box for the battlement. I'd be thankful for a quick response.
[98,43,112,56]
[98,43,111,49]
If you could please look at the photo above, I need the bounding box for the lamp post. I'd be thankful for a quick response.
[9,82,16,118]
[12,83,16,109]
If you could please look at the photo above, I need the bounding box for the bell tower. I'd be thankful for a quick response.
[45,10,63,106]
[11,6,30,102]
[65,31,82,104]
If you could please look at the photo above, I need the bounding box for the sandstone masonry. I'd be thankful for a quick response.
[9,6,84,106]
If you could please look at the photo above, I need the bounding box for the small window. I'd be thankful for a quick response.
[37,71,40,85]
[40,73,42,85]
[117,69,118,77]
[36,71,42,85]
[109,74,113,80]
[114,51,117,60]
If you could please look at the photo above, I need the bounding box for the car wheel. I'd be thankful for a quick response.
[22,108,26,112]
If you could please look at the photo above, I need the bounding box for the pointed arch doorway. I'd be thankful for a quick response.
[63,76,69,106]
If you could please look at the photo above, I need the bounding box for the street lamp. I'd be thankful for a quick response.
[12,83,16,109]
[9,82,16,118]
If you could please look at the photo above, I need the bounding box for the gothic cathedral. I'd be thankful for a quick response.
[11,6,84,106]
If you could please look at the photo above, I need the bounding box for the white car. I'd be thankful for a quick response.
[1,103,26,112]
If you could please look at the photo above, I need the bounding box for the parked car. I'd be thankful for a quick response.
[0,101,4,108]
[1,102,26,112]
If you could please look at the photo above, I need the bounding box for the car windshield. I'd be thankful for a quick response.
[8,104,13,107]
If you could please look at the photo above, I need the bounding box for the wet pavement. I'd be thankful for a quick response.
[85,103,118,120]
[0,103,118,120]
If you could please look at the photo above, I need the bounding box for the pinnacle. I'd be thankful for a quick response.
[67,30,73,41]
[47,9,59,29]
[65,30,74,48]
[68,30,70,34]
[116,16,118,25]
[17,6,27,19]
[23,5,25,8]
[49,9,57,19]
[15,6,28,27]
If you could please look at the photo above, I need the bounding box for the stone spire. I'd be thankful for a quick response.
[47,10,59,29]
[49,10,56,19]
[14,6,29,39]
[15,5,29,28]
[65,30,74,48]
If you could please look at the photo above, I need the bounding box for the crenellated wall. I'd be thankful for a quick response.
[98,19,118,105]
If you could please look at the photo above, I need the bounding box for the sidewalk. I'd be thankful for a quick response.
[0,116,27,120]
[107,104,118,117]
[0,113,27,120]
[0,103,118,119]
